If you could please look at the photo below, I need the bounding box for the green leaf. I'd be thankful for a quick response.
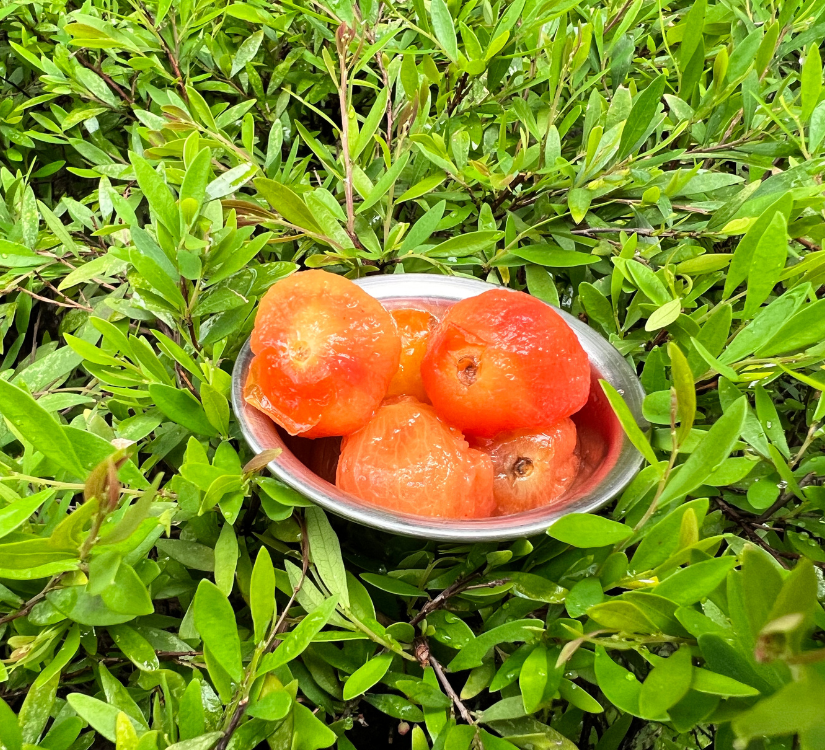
[257,596,338,675]
[588,600,659,632]
[800,43,822,122]
[426,231,503,258]
[251,547,276,643]
[396,172,446,203]
[396,678,451,709]
[0,489,53,539]
[600,380,660,468]
[0,239,42,268]
[509,572,567,603]
[448,619,545,672]
[214,522,238,596]
[568,188,592,223]
[619,75,665,159]
[305,507,350,608]
[742,212,788,318]
[755,384,790,457]
[626,259,671,306]
[37,200,79,256]
[18,670,59,744]
[108,624,160,671]
[645,299,682,332]
[731,669,824,743]
[231,30,263,77]
[580,282,617,334]
[100,562,154,615]
[755,299,825,356]
[548,513,632,547]
[131,225,178,280]
[525,266,560,307]
[246,691,292,721]
[166,734,223,750]
[430,0,458,62]
[129,152,179,237]
[200,382,230,437]
[594,647,644,717]
[511,245,597,267]
[631,499,709,571]
[156,539,215,571]
[148,384,216,436]
[0,379,85,476]
[356,153,410,214]
[668,343,695,446]
[360,573,426,597]
[206,163,258,201]
[723,192,793,299]
[691,669,760,697]
[566,577,604,618]
[689,338,738,381]
[519,645,548,713]
[179,148,212,224]
[654,557,737,605]
[354,88,389,159]
[363,694,425,722]
[0,698,22,750]
[400,200,446,253]
[129,250,186,311]
[656,396,747,506]
[679,0,706,72]
[254,179,324,235]
[342,652,394,700]
[444,725,476,750]
[292,702,337,749]
[639,646,693,717]
[66,695,143,743]
[426,610,474,649]
[193,579,243,683]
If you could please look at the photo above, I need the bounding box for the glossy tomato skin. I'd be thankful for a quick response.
[336,396,495,519]
[472,419,580,515]
[244,271,401,438]
[386,308,438,403]
[421,289,590,437]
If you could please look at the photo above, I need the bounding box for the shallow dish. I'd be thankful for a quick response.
[232,273,646,542]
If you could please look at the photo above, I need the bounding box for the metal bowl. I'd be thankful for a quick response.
[232,274,646,542]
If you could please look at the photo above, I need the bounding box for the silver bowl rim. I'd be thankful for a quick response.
[231,273,646,542]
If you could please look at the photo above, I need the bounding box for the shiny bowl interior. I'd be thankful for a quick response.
[231,274,646,542]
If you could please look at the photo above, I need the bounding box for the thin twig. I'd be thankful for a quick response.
[791,425,821,469]
[409,571,482,627]
[176,363,199,398]
[605,0,634,32]
[0,576,63,625]
[714,497,825,570]
[217,519,309,750]
[76,53,134,106]
[336,24,360,247]
[376,53,394,142]
[430,655,475,725]
[446,72,470,116]
[715,496,787,567]
[492,173,529,212]
[265,515,311,652]
[16,286,94,312]
[755,473,817,524]
[215,699,248,750]
[1,74,31,97]
[37,274,95,311]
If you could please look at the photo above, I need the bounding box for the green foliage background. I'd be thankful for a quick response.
[1,0,825,748]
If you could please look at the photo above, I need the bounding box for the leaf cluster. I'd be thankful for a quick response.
[1,0,825,748]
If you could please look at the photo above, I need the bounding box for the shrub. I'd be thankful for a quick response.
[1,0,824,748]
